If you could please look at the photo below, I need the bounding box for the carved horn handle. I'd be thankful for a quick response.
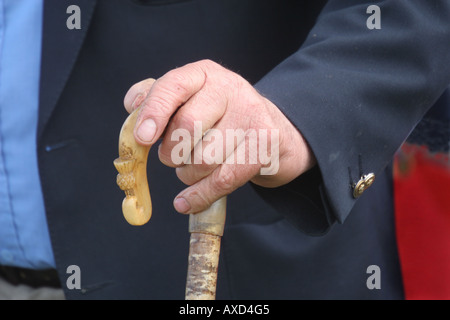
[113,105,152,226]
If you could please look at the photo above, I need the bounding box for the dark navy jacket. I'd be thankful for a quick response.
[37,0,450,299]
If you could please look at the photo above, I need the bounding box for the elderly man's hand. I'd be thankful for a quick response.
[124,60,315,214]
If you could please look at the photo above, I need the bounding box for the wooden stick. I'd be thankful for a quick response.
[185,197,227,300]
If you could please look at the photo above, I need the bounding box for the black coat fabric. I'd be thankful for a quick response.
[37,0,450,299]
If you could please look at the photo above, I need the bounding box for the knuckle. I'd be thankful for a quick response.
[158,143,176,167]
[200,58,214,64]
[124,78,155,107]
[141,94,173,120]
[175,147,217,182]
[175,167,190,185]
[195,161,216,178]
[200,152,220,167]
[193,59,222,78]
[198,59,217,68]
[188,188,212,210]
[175,166,197,186]
[171,112,196,133]
[123,89,142,111]
[213,166,236,194]
[163,69,192,95]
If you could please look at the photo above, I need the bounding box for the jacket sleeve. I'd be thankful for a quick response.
[253,0,450,235]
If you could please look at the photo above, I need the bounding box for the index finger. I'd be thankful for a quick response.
[134,60,209,146]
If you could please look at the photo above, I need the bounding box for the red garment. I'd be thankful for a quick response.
[394,144,450,300]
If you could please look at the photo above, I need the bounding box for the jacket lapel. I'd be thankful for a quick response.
[38,0,97,139]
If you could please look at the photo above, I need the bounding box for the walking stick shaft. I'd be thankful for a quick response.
[185,197,226,300]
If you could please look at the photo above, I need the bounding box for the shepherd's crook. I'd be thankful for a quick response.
[114,104,226,300]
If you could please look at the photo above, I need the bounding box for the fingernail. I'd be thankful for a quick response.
[137,118,156,143]
[131,94,145,110]
[174,197,191,214]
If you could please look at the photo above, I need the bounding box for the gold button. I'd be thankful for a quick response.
[353,173,375,198]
